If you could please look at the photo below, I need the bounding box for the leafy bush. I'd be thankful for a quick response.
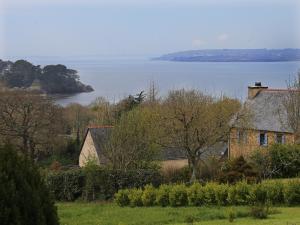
[46,168,162,201]
[228,181,251,205]
[283,179,300,205]
[187,183,205,206]
[169,184,188,207]
[155,184,170,207]
[203,183,217,205]
[128,188,143,207]
[0,145,59,225]
[251,144,300,179]
[141,185,156,206]
[46,169,85,201]
[215,183,229,206]
[250,183,268,204]
[114,189,130,207]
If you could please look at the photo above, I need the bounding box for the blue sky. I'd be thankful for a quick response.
[0,0,300,57]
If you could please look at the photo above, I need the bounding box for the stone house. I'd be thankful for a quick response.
[79,126,113,167]
[79,126,227,168]
[229,82,295,158]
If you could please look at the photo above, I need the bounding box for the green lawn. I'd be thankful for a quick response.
[57,202,300,225]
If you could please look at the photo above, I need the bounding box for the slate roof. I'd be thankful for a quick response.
[235,89,293,133]
[81,126,112,163]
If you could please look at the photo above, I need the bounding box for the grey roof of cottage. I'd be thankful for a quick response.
[82,126,112,160]
[234,90,293,133]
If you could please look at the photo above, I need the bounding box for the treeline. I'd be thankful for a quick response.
[0,59,93,93]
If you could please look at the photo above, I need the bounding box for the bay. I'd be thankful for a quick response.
[15,55,300,106]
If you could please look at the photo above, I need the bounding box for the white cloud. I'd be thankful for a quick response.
[217,33,229,42]
[192,39,206,47]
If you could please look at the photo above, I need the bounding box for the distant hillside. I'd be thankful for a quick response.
[155,49,300,62]
[0,59,93,94]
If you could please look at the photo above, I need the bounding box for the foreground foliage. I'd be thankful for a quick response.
[0,145,59,225]
[57,202,300,225]
[115,179,300,207]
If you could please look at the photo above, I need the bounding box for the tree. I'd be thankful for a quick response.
[89,97,115,125]
[0,91,63,160]
[0,145,59,225]
[103,106,161,170]
[281,71,300,142]
[160,89,240,181]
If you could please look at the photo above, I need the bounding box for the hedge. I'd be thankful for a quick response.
[114,179,300,207]
[45,168,162,201]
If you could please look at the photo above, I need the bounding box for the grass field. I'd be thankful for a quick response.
[57,202,300,225]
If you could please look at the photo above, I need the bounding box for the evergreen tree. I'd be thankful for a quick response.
[0,145,59,225]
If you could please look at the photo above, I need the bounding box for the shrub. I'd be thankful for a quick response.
[283,180,300,205]
[45,168,162,201]
[228,181,251,205]
[114,189,130,207]
[203,183,217,205]
[169,184,188,207]
[46,169,84,201]
[187,183,205,206]
[128,188,143,207]
[215,183,229,206]
[262,180,284,205]
[250,183,267,204]
[219,156,258,184]
[156,185,170,207]
[0,145,59,225]
[141,185,156,206]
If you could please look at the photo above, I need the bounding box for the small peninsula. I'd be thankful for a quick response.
[0,59,93,94]
[155,49,300,62]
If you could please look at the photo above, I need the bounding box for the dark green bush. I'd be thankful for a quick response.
[283,180,300,205]
[46,168,162,201]
[114,189,130,207]
[46,169,84,201]
[0,145,59,225]
[219,156,258,184]
[169,184,188,207]
[141,185,156,206]
[155,184,170,207]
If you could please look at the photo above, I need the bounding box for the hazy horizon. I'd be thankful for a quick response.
[1,0,300,58]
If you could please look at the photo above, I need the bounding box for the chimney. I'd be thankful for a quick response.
[248,82,268,99]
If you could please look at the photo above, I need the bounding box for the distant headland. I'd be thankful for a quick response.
[154,49,300,62]
[0,59,93,94]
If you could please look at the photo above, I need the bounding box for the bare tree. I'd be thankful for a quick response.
[0,90,62,159]
[282,71,300,142]
[103,106,161,170]
[160,89,240,181]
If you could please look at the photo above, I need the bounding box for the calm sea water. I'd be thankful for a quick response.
[14,55,300,106]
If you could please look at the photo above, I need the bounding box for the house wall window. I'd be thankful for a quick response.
[275,133,285,144]
[259,132,268,146]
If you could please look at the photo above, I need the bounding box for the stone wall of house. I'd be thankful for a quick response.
[229,128,295,158]
[79,131,100,167]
